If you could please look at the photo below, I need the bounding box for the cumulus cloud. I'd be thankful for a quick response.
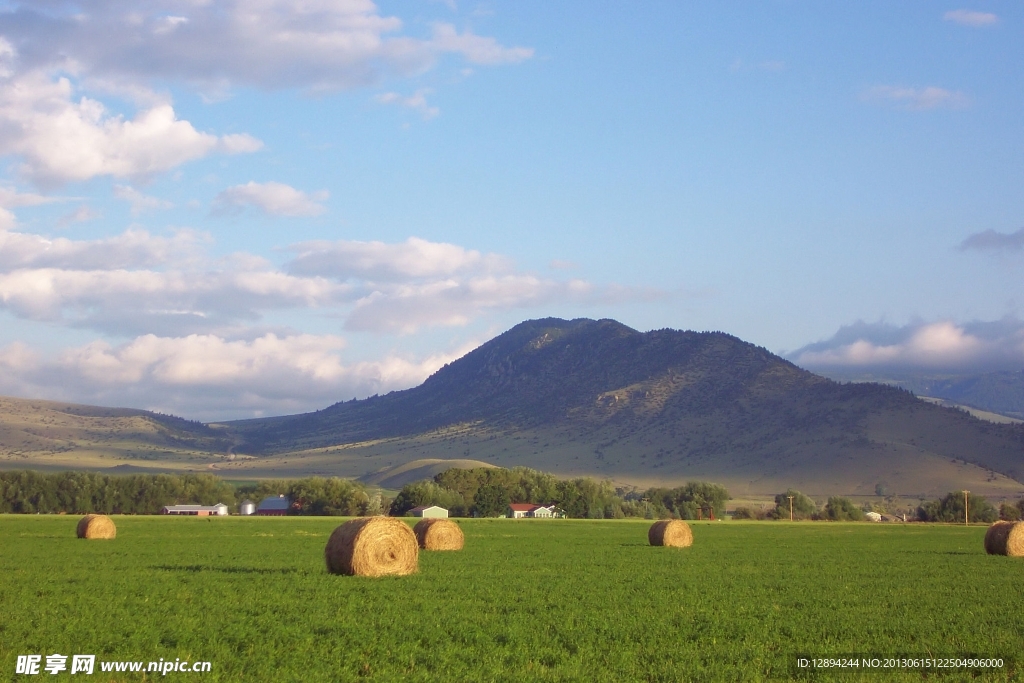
[212,181,328,217]
[0,228,643,336]
[0,70,262,186]
[0,184,63,229]
[959,227,1024,252]
[429,23,534,65]
[0,226,345,335]
[943,9,998,27]
[0,332,473,420]
[791,319,1024,373]
[345,276,595,334]
[0,1,532,93]
[862,85,970,111]
[0,227,204,272]
[113,185,173,215]
[287,236,507,280]
[375,89,440,119]
[0,266,343,335]
[57,205,102,228]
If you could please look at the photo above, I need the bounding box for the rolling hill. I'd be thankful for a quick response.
[217,318,1024,498]
[0,395,234,473]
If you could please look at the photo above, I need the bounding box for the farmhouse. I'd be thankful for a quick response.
[161,503,229,516]
[409,505,448,518]
[257,495,291,516]
[507,503,557,518]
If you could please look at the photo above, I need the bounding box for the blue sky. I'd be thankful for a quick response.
[0,1,1021,419]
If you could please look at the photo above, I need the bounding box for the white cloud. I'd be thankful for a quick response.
[0,71,263,186]
[0,227,204,272]
[792,319,1024,372]
[113,185,174,215]
[862,85,970,111]
[213,181,328,217]
[376,89,440,119]
[57,205,102,228]
[0,1,532,93]
[0,185,63,229]
[345,275,597,334]
[0,228,648,338]
[429,23,534,65]
[0,267,343,333]
[0,332,473,420]
[0,227,345,334]
[287,236,508,280]
[943,9,998,27]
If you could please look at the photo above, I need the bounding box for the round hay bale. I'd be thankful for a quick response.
[76,514,116,539]
[324,517,418,577]
[985,521,1024,557]
[413,518,464,551]
[648,519,693,548]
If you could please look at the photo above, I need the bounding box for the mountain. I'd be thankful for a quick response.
[219,318,1024,497]
[805,368,1024,422]
[895,372,1024,421]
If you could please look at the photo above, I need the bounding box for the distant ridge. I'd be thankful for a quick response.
[221,318,1024,496]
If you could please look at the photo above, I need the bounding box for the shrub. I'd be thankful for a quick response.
[732,506,756,520]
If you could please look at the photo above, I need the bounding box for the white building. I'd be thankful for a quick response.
[508,503,558,518]
[409,505,448,518]
[162,503,229,516]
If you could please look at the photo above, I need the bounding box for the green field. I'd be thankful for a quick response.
[1,517,1020,682]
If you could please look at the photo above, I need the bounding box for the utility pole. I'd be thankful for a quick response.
[963,490,969,526]
[788,496,794,522]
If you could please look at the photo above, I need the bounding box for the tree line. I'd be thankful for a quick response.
[0,470,238,515]
[732,488,1019,523]
[0,470,384,516]
[3,468,1021,523]
[389,466,730,519]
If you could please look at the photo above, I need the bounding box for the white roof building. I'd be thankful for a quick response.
[162,503,229,516]
[409,505,448,518]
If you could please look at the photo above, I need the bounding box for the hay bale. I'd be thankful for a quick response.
[985,521,1024,556]
[76,514,116,539]
[324,517,418,577]
[413,518,464,551]
[648,519,693,548]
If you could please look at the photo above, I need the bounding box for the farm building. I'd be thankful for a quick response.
[256,495,290,516]
[865,511,882,522]
[239,499,256,516]
[409,505,448,518]
[161,503,229,516]
[508,503,558,518]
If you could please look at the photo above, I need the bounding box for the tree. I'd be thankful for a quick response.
[822,496,865,521]
[473,484,511,517]
[772,490,817,520]
[998,503,1021,522]
[389,481,465,516]
[917,492,998,523]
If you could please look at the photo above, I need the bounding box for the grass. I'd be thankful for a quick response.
[0,517,1020,682]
